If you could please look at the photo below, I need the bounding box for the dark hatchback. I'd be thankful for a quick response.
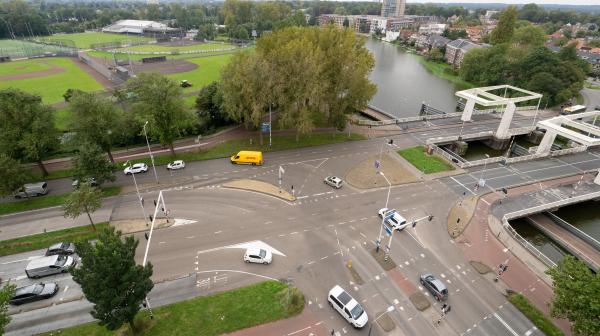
[45,242,75,256]
[10,282,59,305]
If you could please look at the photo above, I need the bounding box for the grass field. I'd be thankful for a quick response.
[0,58,52,76]
[0,186,121,216]
[415,55,474,90]
[398,146,455,174]
[38,32,153,49]
[0,223,108,257]
[167,54,233,92]
[116,42,234,53]
[0,57,104,104]
[40,281,304,336]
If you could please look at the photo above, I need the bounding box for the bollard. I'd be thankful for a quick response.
[347,260,352,269]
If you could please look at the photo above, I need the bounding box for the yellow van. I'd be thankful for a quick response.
[230,151,263,165]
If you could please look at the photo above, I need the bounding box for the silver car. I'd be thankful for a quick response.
[14,182,48,198]
[324,176,343,189]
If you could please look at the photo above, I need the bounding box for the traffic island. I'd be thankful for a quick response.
[346,153,418,189]
[370,248,397,271]
[470,260,492,274]
[409,292,431,311]
[447,196,479,238]
[375,312,396,332]
[112,218,172,235]
[222,179,296,201]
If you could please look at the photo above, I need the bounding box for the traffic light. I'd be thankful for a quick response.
[428,215,434,221]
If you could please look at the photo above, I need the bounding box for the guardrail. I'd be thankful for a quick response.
[546,212,600,253]
[550,146,588,157]
[502,190,600,267]
[430,144,465,167]
[354,107,503,126]
[107,47,239,55]
[425,131,494,145]
[506,126,536,136]
[460,156,505,168]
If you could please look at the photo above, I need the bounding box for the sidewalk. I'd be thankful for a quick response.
[454,175,599,336]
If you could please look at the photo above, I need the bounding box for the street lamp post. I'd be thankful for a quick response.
[143,121,159,184]
[124,160,149,225]
[368,306,395,336]
[376,172,392,253]
[479,154,491,186]
[269,103,272,148]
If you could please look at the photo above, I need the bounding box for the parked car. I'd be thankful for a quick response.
[45,242,75,256]
[25,255,76,279]
[71,177,98,188]
[420,273,448,301]
[167,160,185,170]
[327,285,368,328]
[14,182,48,199]
[243,248,272,264]
[123,163,148,175]
[10,282,59,305]
[378,208,408,231]
[324,176,343,189]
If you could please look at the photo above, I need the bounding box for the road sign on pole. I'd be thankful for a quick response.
[261,122,270,133]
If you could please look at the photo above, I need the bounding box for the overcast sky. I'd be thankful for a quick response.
[408,0,597,5]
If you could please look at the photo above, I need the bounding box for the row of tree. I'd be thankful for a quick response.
[459,7,590,107]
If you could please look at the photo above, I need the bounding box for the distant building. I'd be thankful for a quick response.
[317,14,434,34]
[416,34,450,51]
[103,19,179,37]
[147,0,159,5]
[445,39,487,68]
[419,24,447,36]
[381,0,406,18]
[466,27,483,42]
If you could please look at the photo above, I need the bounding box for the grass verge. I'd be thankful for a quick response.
[507,293,564,336]
[129,133,365,167]
[0,186,121,216]
[414,55,474,90]
[40,280,304,336]
[398,146,455,174]
[0,223,108,257]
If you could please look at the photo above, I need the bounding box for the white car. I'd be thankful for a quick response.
[324,176,343,189]
[378,208,408,231]
[123,163,148,175]
[328,285,368,328]
[167,160,185,170]
[243,248,272,264]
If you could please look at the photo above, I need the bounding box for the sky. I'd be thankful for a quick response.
[408,0,598,5]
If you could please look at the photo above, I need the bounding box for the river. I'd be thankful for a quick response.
[365,38,458,118]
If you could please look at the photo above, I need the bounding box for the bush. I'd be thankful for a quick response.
[507,293,564,336]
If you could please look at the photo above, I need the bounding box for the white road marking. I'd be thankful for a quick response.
[288,326,311,335]
[1,255,43,265]
[173,218,198,227]
[450,176,476,195]
[197,240,286,256]
[493,313,519,336]
[63,286,69,293]
[321,256,328,260]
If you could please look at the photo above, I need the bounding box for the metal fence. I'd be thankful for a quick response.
[78,52,126,84]
[501,220,557,268]
[546,212,600,253]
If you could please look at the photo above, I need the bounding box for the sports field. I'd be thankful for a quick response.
[0,39,76,58]
[0,57,104,104]
[166,54,233,92]
[116,42,235,53]
[38,32,153,49]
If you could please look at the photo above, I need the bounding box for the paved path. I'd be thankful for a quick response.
[527,213,600,271]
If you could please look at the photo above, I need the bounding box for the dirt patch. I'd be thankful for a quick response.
[124,59,198,75]
[223,179,295,201]
[346,153,418,189]
[375,313,396,332]
[370,248,397,271]
[112,218,172,235]
[0,61,66,80]
[470,260,492,274]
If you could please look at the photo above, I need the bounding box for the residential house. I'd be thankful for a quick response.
[466,26,483,42]
[445,39,487,68]
[418,23,447,36]
[416,34,450,51]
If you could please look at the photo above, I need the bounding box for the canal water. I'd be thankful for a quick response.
[365,38,458,118]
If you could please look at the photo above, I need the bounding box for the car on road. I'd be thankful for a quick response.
[123,163,148,175]
[324,176,343,189]
[45,242,75,256]
[71,177,98,188]
[328,285,368,328]
[10,282,59,305]
[420,273,448,301]
[378,208,408,231]
[167,160,185,170]
[243,248,272,264]
[14,182,49,199]
[25,254,76,279]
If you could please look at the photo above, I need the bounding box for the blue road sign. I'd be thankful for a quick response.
[383,223,392,236]
[261,122,271,133]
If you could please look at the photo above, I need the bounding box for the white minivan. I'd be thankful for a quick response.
[25,255,76,278]
[328,285,368,328]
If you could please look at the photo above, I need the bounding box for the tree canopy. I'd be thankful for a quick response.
[0,283,16,334]
[71,227,153,332]
[546,256,600,336]
[63,182,102,229]
[220,26,376,140]
[72,142,116,186]
[490,6,518,45]
[0,89,59,176]
[0,154,30,198]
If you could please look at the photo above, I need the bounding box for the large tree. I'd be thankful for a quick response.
[195,81,230,132]
[546,256,600,336]
[126,73,194,156]
[0,283,16,335]
[63,182,102,229]
[71,227,153,332]
[0,89,59,176]
[490,6,518,45]
[69,91,126,163]
[72,143,116,186]
[0,154,30,198]
[221,26,376,141]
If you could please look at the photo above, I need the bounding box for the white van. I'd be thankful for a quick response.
[14,182,49,198]
[327,285,368,328]
[25,255,76,278]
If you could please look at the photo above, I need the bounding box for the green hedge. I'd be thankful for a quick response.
[508,293,564,336]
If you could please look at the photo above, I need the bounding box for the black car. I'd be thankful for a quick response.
[71,177,98,189]
[420,273,448,301]
[10,282,59,305]
[45,242,75,256]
